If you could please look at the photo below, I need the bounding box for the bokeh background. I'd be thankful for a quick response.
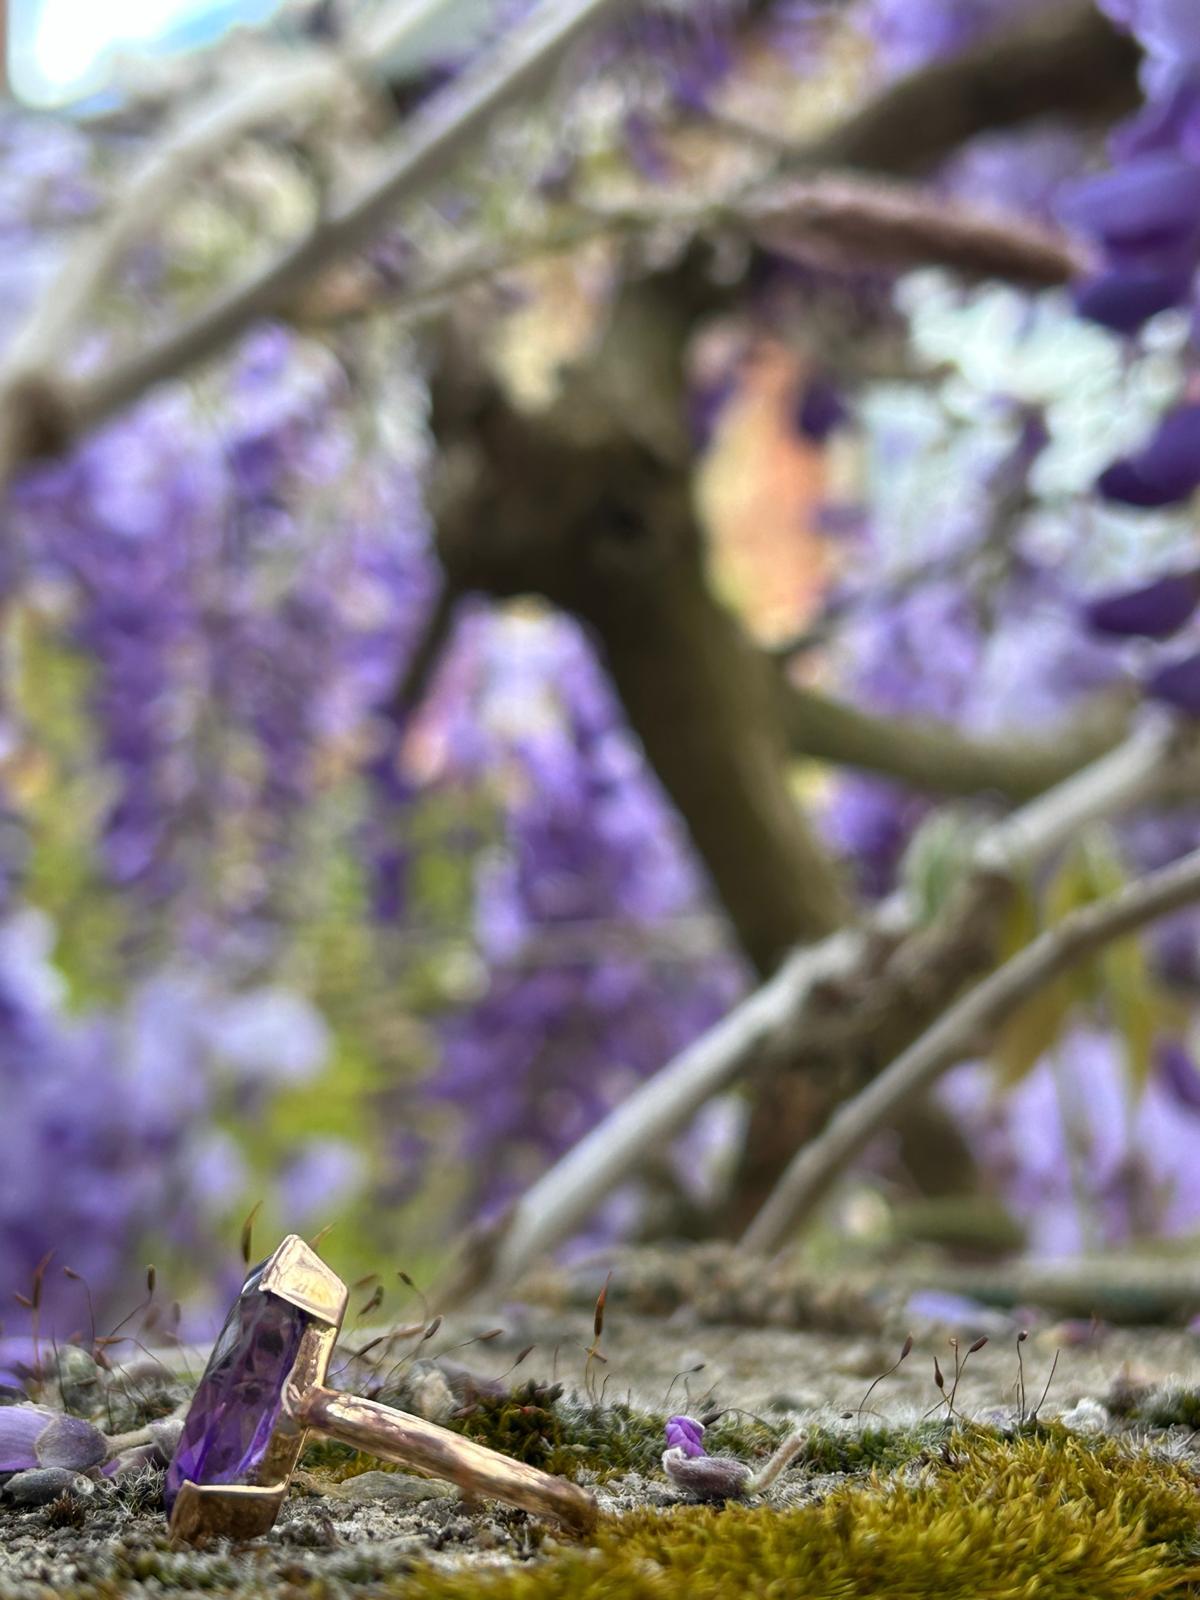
[2,0,1200,1345]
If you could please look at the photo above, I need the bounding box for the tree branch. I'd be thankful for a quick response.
[0,0,635,486]
[0,2,1096,491]
[0,0,487,384]
[431,363,851,971]
[780,681,1131,801]
[741,841,1200,1255]
[796,0,1142,178]
[450,719,1189,1299]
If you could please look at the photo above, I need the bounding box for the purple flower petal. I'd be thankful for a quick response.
[1084,569,1200,637]
[34,1412,107,1471]
[1058,153,1200,259]
[665,1414,707,1458]
[1097,404,1200,507]
[1157,1038,1200,1112]
[1110,71,1200,163]
[1073,264,1195,333]
[1146,649,1200,714]
[0,1405,52,1472]
[793,376,850,443]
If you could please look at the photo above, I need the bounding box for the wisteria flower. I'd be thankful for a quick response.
[1146,650,1200,715]
[1096,404,1200,507]
[1083,569,1200,637]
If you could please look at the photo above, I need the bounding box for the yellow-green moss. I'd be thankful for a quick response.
[395,1430,1200,1600]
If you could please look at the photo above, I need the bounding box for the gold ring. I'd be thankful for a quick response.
[165,1234,596,1541]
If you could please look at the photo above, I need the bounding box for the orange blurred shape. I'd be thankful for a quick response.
[697,340,832,645]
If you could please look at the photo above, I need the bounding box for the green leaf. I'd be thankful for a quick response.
[992,974,1076,1088]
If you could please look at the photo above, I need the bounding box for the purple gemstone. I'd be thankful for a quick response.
[164,1262,308,1512]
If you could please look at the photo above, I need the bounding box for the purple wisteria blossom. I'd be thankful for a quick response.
[859,0,1038,75]
[793,375,851,443]
[942,1028,1200,1255]
[1145,649,1200,715]
[1096,404,1200,507]
[1084,569,1200,637]
[427,616,744,1214]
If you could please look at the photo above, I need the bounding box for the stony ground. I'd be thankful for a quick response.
[5,1250,1200,1598]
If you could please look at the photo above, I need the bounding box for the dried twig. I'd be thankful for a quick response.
[0,0,635,487]
[458,720,1186,1299]
[794,1,1140,179]
[741,838,1200,1254]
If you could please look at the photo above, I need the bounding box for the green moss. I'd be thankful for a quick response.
[793,1418,952,1475]
[395,1430,1200,1600]
[1134,1385,1200,1430]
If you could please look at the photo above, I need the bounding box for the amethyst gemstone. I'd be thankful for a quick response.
[164,1262,308,1512]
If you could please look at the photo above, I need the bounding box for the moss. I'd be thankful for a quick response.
[793,1418,952,1475]
[304,1391,947,1494]
[394,1430,1200,1600]
[1134,1385,1200,1430]
[304,1390,674,1486]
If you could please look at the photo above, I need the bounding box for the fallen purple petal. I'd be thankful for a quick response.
[665,1414,707,1458]
[34,1412,108,1472]
[0,1405,53,1472]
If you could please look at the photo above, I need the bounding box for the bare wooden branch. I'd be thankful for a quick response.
[462,719,1187,1299]
[0,2,1097,492]
[781,681,1131,801]
[748,176,1089,287]
[796,1,1141,178]
[0,0,635,487]
[741,841,1200,1255]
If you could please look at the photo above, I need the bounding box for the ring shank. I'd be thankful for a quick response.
[297,1385,597,1532]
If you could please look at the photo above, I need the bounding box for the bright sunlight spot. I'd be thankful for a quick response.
[9,0,285,106]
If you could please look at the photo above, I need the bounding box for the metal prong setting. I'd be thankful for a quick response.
[259,1235,348,1325]
[168,1236,346,1543]
[170,1234,598,1542]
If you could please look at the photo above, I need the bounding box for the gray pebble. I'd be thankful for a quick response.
[52,1347,102,1412]
[148,1416,184,1459]
[3,1467,95,1507]
[336,1470,458,1504]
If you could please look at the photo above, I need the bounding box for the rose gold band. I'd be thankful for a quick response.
[296,1385,598,1532]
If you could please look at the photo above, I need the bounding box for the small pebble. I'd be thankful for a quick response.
[147,1417,185,1459]
[52,1347,102,1412]
[336,1470,459,1504]
[4,1467,95,1507]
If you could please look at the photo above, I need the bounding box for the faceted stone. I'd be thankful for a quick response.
[165,1262,308,1512]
